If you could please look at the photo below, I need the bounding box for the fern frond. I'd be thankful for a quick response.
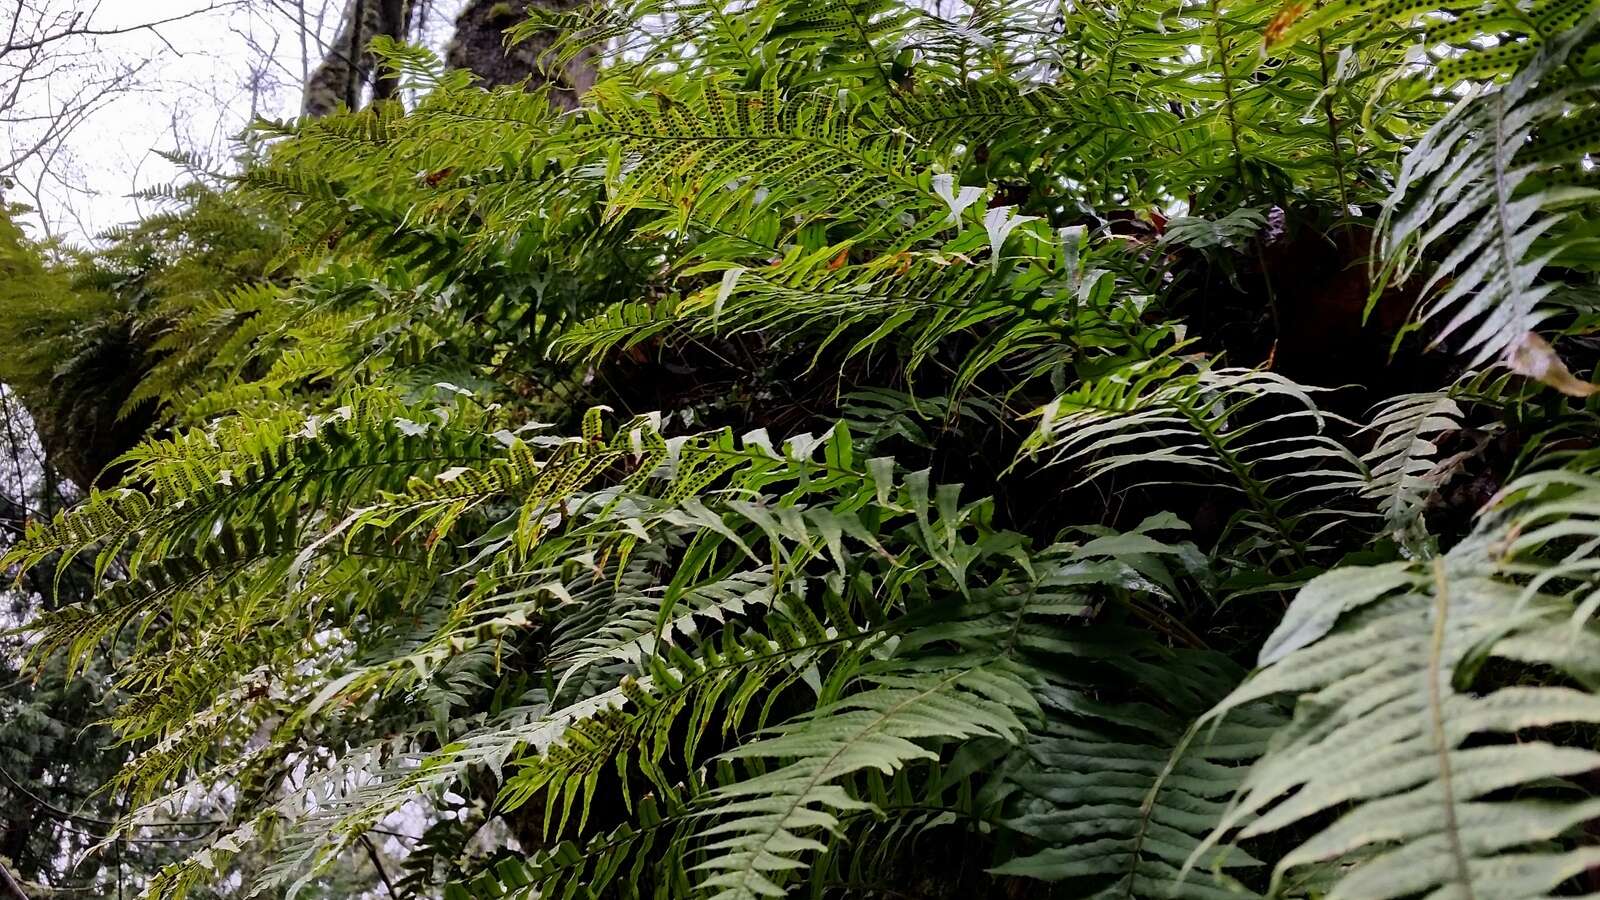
[1359,381,1500,539]
[2,389,493,580]
[1195,462,1600,899]
[1267,0,1600,84]
[581,82,940,245]
[560,247,1065,392]
[1379,17,1600,366]
[448,787,698,899]
[695,659,1033,900]
[1023,356,1371,566]
[995,641,1276,898]
[548,566,779,695]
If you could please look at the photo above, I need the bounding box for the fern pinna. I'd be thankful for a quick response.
[4,1,1600,899]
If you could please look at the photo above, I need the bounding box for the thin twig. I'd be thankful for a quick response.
[359,834,400,897]
[0,3,239,56]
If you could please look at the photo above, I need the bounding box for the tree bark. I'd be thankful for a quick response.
[302,0,598,116]
[370,0,414,103]
[445,0,596,109]
[12,328,157,491]
[301,0,414,117]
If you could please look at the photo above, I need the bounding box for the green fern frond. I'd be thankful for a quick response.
[1360,385,1493,539]
[581,82,939,245]
[1023,356,1371,566]
[1379,16,1600,366]
[994,640,1276,898]
[447,787,698,899]
[561,247,1059,391]
[1195,462,1600,899]
[1267,0,1600,84]
[695,659,1033,900]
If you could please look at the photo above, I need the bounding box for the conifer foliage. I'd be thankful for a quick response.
[5,1,1600,898]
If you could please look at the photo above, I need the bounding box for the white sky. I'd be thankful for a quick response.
[7,0,459,243]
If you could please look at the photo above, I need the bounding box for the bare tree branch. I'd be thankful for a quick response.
[0,2,239,57]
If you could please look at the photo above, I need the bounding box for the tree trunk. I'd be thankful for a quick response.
[370,0,413,103]
[301,0,414,117]
[445,0,596,109]
[303,0,596,116]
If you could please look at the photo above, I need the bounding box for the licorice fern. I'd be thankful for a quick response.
[1378,15,1600,366]
[6,1,1600,899]
[1022,355,1371,569]
[1195,463,1600,898]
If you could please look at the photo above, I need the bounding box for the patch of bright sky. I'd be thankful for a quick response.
[13,1,459,244]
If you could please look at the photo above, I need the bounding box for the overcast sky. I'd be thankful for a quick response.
[7,1,458,243]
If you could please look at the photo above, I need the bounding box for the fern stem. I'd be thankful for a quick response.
[1134,716,1202,899]
[841,0,904,112]
[1486,89,1519,344]
[1208,0,1247,190]
[1101,4,1131,191]
[1125,596,1210,650]
[1174,398,1310,569]
[1315,23,1352,216]
[1427,559,1475,900]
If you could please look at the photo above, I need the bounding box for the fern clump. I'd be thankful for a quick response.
[4,1,1600,899]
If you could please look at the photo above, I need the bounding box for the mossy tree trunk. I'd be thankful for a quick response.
[446,0,596,107]
[301,0,415,117]
[303,0,597,118]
